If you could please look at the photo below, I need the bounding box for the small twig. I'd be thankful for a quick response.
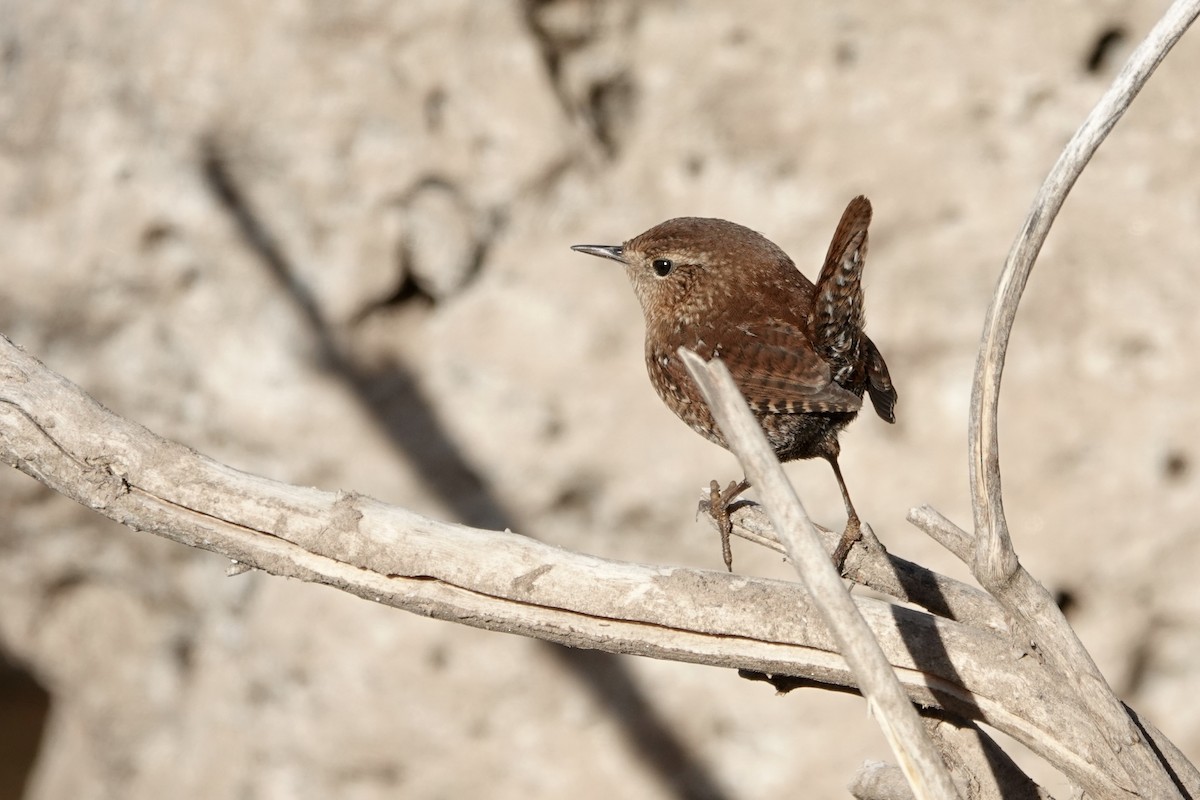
[967,2,1200,796]
[905,506,973,565]
[679,348,960,800]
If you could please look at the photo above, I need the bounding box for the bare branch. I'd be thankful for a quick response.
[967,2,1200,796]
[678,348,960,800]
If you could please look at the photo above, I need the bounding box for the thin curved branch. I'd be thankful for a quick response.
[967,3,1200,797]
[969,0,1200,584]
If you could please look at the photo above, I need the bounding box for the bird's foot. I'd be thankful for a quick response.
[830,515,863,575]
[700,479,750,572]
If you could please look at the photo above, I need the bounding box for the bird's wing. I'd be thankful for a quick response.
[863,335,897,423]
[708,321,863,415]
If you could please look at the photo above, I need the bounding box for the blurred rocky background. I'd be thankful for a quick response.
[2,1,1200,798]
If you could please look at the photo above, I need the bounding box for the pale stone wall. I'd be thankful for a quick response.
[2,2,1198,797]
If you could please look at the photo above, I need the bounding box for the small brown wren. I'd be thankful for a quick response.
[572,196,896,571]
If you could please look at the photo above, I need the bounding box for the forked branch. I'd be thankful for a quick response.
[4,330,1197,797]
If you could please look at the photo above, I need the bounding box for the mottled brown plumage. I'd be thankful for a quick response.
[572,196,896,570]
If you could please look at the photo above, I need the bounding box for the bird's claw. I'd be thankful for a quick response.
[830,515,862,575]
[700,479,749,572]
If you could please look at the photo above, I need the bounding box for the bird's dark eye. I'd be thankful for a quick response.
[652,258,674,277]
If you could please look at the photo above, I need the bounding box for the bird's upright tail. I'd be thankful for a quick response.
[810,195,872,382]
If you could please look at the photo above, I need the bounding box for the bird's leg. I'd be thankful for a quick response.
[826,455,862,573]
[702,478,750,572]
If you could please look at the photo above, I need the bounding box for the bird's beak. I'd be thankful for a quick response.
[570,244,626,264]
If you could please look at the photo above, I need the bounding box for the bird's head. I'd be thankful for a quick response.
[571,217,795,326]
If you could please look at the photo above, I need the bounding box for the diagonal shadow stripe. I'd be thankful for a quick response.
[201,138,732,800]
